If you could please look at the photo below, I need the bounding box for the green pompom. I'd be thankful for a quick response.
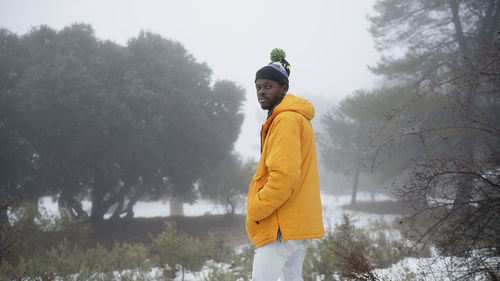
[270,48,286,62]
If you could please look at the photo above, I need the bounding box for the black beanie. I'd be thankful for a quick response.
[255,48,291,85]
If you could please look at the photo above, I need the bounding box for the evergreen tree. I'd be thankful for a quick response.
[365,0,500,277]
[0,25,245,222]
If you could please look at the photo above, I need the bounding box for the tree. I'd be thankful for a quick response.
[390,46,500,278]
[367,0,500,278]
[319,91,378,205]
[0,25,245,222]
[319,89,418,204]
[199,154,256,215]
[304,214,382,281]
[369,0,499,86]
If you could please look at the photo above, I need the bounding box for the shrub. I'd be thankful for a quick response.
[304,214,376,280]
[1,217,232,280]
[303,214,425,280]
[0,239,155,280]
[149,221,226,281]
[204,244,254,281]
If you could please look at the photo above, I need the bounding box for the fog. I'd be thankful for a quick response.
[0,0,379,158]
[2,0,498,280]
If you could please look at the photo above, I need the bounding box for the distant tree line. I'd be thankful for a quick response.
[0,24,246,223]
[319,0,499,278]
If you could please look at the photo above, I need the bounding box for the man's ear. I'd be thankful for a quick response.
[281,84,289,95]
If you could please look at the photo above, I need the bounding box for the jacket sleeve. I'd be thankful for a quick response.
[248,113,302,222]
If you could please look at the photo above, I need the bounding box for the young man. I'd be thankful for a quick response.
[246,49,325,281]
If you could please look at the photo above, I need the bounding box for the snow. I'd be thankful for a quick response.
[34,194,498,281]
[320,192,397,229]
[374,255,498,281]
[38,191,396,230]
[42,192,484,281]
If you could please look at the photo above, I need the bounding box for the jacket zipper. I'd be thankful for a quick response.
[260,125,264,153]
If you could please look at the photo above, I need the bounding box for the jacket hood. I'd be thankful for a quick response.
[270,94,315,121]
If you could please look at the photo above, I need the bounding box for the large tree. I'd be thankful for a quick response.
[319,91,382,205]
[367,0,500,278]
[369,0,499,84]
[319,88,426,204]
[0,24,245,222]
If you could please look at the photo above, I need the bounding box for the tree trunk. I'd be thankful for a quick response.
[453,140,474,213]
[226,193,236,215]
[125,192,142,219]
[90,178,107,222]
[89,203,105,223]
[477,0,495,41]
[90,180,132,222]
[478,0,500,42]
[449,0,467,55]
[170,197,184,216]
[59,191,86,219]
[69,197,86,219]
[350,155,362,205]
[109,197,125,220]
[488,0,500,40]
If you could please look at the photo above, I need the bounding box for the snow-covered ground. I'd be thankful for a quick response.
[38,192,403,281]
[36,193,497,281]
[38,191,396,231]
[374,255,499,281]
[108,256,497,281]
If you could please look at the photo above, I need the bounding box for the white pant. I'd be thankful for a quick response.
[252,240,308,281]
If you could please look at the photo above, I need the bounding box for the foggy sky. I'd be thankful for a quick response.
[0,0,379,159]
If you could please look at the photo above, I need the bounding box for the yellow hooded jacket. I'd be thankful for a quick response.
[246,94,325,248]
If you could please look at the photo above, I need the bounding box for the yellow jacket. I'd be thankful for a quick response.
[246,94,325,248]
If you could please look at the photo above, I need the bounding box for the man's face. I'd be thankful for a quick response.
[255,79,288,110]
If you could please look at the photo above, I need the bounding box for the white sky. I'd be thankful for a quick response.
[0,0,380,160]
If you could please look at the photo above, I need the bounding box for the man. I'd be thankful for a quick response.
[246,49,325,281]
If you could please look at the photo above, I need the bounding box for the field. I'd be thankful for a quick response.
[4,192,455,281]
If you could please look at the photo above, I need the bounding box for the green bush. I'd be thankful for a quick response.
[149,221,226,281]
[367,218,425,268]
[202,244,254,281]
[1,200,92,265]
[303,214,424,281]
[303,214,376,280]
[1,220,229,281]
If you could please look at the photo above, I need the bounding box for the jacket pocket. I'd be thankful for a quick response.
[246,211,278,246]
